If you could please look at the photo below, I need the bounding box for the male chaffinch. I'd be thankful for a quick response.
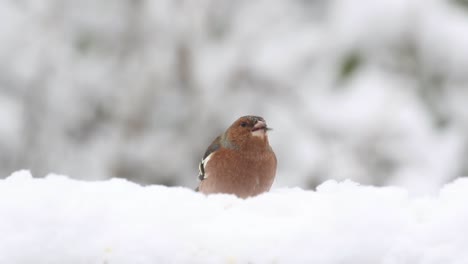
[196,115,277,198]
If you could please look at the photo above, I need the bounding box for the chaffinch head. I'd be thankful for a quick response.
[196,115,277,198]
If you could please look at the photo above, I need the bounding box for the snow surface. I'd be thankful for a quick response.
[1,171,468,264]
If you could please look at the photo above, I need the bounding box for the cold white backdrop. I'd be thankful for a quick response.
[1,0,468,193]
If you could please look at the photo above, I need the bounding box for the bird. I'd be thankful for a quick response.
[196,115,277,198]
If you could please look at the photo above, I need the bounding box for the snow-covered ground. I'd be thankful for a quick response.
[1,170,468,264]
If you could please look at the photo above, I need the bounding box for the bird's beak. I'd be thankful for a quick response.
[252,120,270,132]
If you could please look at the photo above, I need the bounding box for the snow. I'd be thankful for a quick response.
[1,0,468,194]
[1,170,468,263]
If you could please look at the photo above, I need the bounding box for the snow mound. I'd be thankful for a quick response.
[1,171,468,264]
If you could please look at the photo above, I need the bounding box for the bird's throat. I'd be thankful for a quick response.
[251,129,266,138]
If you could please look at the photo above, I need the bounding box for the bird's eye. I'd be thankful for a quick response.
[240,122,247,127]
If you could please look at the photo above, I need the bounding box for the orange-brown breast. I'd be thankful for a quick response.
[198,146,277,198]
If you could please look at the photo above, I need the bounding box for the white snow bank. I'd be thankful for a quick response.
[1,171,468,264]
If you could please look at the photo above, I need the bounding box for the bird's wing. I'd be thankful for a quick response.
[198,136,221,181]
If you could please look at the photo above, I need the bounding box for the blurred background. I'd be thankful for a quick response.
[1,0,468,194]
